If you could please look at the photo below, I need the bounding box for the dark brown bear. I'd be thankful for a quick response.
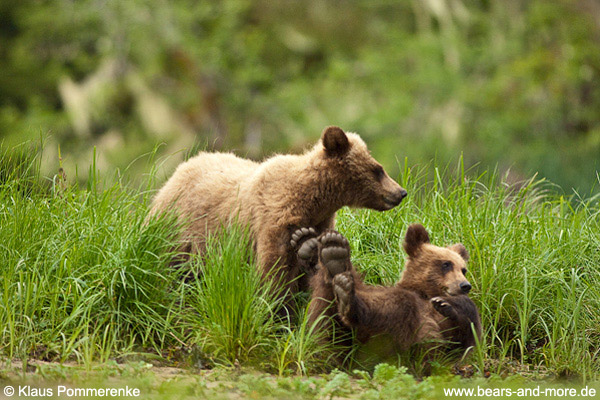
[291,224,481,356]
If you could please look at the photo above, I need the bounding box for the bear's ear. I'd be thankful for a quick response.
[403,224,430,257]
[449,243,469,261]
[322,126,350,157]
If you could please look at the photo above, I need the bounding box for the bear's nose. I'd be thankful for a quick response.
[391,188,407,203]
[384,188,408,208]
[460,281,472,294]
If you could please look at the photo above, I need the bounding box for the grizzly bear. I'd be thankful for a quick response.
[149,126,407,296]
[291,224,481,356]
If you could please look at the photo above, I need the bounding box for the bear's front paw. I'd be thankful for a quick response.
[333,272,354,317]
[431,297,458,320]
[319,230,351,277]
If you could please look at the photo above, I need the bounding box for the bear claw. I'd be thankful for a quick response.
[319,231,351,277]
[431,297,457,319]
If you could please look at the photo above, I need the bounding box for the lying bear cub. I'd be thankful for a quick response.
[291,224,481,357]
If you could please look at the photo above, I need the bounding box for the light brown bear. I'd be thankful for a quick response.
[149,126,407,296]
[292,224,481,355]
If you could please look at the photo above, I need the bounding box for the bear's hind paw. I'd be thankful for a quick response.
[319,231,351,277]
[291,227,319,261]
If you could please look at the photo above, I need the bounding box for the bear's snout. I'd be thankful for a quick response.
[460,281,472,294]
[384,188,408,208]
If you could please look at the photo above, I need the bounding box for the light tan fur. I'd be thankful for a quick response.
[149,126,407,296]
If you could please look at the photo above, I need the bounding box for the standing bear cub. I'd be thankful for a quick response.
[149,126,407,296]
[293,224,481,356]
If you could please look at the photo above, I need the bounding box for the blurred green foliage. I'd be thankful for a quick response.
[1,0,599,192]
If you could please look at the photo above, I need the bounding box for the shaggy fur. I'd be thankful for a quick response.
[293,225,481,354]
[149,126,407,296]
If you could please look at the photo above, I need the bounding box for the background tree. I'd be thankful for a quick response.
[0,0,599,192]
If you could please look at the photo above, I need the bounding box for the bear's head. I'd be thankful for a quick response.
[316,126,407,211]
[400,224,471,298]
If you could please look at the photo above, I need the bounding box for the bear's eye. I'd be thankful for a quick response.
[441,261,453,273]
[372,165,385,180]
[461,268,467,275]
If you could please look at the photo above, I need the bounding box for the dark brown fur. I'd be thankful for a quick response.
[294,225,481,356]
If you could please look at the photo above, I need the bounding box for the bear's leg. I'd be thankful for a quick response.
[317,230,354,319]
[316,231,362,331]
[290,227,319,274]
[431,295,481,351]
[306,268,338,337]
[306,230,354,342]
[256,227,304,318]
[333,272,355,322]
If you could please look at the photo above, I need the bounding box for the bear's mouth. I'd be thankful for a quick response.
[442,285,465,296]
[382,197,403,209]
[445,287,464,296]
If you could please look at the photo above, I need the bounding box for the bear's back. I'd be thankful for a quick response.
[149,152,260,219]
[184,152,259,183]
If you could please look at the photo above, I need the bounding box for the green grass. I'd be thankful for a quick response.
[2,361,600,400]
[337,159,600,380]
[185,224,286,366]
[1,144,599,389]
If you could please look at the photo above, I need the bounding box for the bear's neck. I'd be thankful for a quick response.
[399,282,430,299]
[398,278,440,300]
[251,152,347,227]
[288,167,347,226]
[290,187,343,228]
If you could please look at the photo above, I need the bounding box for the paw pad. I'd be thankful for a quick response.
[319,231,351,277]
[290,227,317,249]
[291,227,319,261]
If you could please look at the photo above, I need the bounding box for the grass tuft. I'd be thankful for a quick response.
[185,224,285,366]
